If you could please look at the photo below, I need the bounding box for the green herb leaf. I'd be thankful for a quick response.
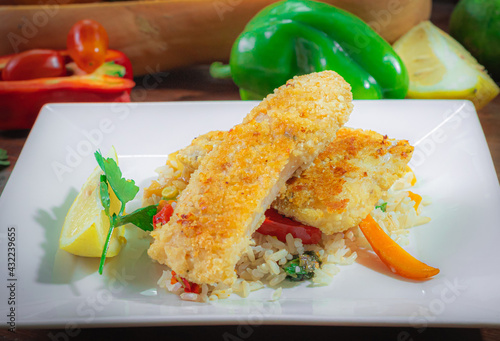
[98,214,117,275]
[283,251,321,282]
[0,148,10,167]
[283,258,305,281]
[94,150,139,212]
[94,150,157,275]
[375,202,387,212]
[115,205,158,232]
[99,175,111,217]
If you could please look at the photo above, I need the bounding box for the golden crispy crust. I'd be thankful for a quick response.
[273,127,414,234]
[148,71,353,285]
[178,127,414,235]
[176,130,226,172]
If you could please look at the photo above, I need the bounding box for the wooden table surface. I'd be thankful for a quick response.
[1,1,499,340]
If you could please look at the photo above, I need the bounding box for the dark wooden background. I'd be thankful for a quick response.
[1,0,499,339]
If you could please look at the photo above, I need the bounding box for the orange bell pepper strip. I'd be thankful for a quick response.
[359,214,439,280]
[408,191,422,211]
[405,165,417,186]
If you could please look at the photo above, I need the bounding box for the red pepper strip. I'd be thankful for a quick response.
[0,74,133,91]
[153,200,174,228]
[181,279,201,294]
[359,214,439,280]
[171,271,202,294]
[257,208,322,244]
[0,75,134,130]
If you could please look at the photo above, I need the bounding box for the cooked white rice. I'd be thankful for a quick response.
[146,154,430,303]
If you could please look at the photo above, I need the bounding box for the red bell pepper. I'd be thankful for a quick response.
[153,200,175,228]
[0,49,135,131]
[170,271,202,294]
[257,208,322,244]
[103,49,134,81]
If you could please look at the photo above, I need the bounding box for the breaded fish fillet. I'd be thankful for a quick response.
[148,71,353,285]
[176,130,226,174]
[273,128,414,234]
[176,127,414,235]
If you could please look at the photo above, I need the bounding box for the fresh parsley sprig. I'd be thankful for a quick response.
[94,150,157,274]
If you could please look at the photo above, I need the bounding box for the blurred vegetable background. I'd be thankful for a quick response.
[393,20,498,110]
[0,0,431,76]
[0,20,134,130]
[449,0,500,82]
[210,0,409,101]
[0,0,498,130]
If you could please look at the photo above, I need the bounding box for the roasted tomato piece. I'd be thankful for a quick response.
[257,208,322,244]
[153,200,174,228]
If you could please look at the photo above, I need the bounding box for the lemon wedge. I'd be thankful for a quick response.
[59,147,124,257]
[393,21,499,110]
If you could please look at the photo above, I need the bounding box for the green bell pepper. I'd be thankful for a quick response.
[211,0,409,100]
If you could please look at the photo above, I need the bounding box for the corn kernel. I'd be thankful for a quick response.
[161,186,178,200]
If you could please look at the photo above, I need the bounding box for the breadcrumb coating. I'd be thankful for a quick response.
[177,127,414,235]
[148,71,353,285]
[176,130,226,172]
[273,127,414,234]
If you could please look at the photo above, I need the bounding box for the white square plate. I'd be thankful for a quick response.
[1,100,499,328]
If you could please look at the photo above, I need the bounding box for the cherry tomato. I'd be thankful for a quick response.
[2,49,66,81]
[67,19,109,73]
[257,208,322,244]
[153,201,174,228]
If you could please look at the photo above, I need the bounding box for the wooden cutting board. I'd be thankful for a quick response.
[0,0,431,75]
